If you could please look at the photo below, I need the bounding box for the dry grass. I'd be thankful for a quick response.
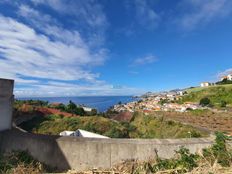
[10,163,43,174]
[65,160,232,174]
[0,151,47,174]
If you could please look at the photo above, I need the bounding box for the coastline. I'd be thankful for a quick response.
[16,96,138,112]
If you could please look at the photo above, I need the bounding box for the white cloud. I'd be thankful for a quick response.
[177,0,232,31]
[131,55,157,66]
[0,1,144,97]
[134,0,160,29]
[14,81,144,97]
[0,15,105,81]
[30,0,108,30]
[217,68,232,79]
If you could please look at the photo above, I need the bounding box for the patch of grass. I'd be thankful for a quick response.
[19,112,208,138]
[0,151,48,174]
[182,85,232,107]
[20,115,129,138]
[129,112,207,138]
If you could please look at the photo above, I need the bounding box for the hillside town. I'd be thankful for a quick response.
[113,90,202,113]
[113,73,232,113]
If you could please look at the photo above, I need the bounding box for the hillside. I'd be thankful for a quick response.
[182,84,232,107]
[18,112,208,139]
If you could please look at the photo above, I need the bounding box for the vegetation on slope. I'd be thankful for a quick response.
[19,112,208,138]
[14,100,97,116]
[19,114,129,138]
[182,84,232,107]
[129,112,207,138]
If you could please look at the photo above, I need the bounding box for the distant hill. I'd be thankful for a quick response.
[181,84,232,107]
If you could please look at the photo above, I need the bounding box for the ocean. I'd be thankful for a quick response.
[17,96,137,112]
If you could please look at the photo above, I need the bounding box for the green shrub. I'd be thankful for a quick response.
[203,132,232,167]
[200,97,211,107]
[143,147,199,173]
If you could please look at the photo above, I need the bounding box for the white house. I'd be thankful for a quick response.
[200,82,211,87]
[220,74,232,81]
[60,129,109,139]
[82,107,93,112]
[221,76,228,81]
[228,74,232,81]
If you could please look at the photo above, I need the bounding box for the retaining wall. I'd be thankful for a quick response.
[0,129,215,171]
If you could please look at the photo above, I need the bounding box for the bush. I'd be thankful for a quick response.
[134,132,232,173]
[203,132,232,167]
[199,97,211,107]
[220,100,227,108]
[146,147,199,173]
[216,79,232,85]
[65,101,85,116]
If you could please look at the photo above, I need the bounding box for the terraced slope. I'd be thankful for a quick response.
[153,110,232,135]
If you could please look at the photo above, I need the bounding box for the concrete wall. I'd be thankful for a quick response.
[0,78,14,131]
[0,129,215,171]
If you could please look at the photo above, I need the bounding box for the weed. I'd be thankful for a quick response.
[203,132,232,167]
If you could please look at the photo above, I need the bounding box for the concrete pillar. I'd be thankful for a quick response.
[0,78,14,131]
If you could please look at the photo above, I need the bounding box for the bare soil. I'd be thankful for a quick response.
[154,111,232,135]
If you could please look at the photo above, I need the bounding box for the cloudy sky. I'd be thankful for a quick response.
[0,0,232,97]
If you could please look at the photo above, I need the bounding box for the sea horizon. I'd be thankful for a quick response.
[17,96,138,112]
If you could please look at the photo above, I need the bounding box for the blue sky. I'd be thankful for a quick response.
[0,0,232,97]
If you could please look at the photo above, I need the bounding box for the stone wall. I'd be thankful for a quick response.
[0,78,14,131]
[0,129,215,171]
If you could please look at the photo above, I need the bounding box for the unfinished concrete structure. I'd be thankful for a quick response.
[0,78,14,131]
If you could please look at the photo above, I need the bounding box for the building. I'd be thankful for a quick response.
[228,74,232,81]
[82,107,93,112]
[221,76,228,81]
[200,82,211,87]
[60,129,109,139]
[220,74,232,81]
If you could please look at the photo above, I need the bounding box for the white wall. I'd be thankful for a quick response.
[228,75,232,81]
[0,79,14,131]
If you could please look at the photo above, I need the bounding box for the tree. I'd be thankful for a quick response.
[66,100,77,114]
[216,78,232,85]
[159,99,168,105]
[75,107,85,116]
[199,97,211,107]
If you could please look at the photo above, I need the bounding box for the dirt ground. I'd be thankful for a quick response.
[64,161,232,174]
[154,111,232,136]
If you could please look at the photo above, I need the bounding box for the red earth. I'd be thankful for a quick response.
[36,107,79,117]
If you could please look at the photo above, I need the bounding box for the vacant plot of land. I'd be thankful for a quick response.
[152,110,232,135]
